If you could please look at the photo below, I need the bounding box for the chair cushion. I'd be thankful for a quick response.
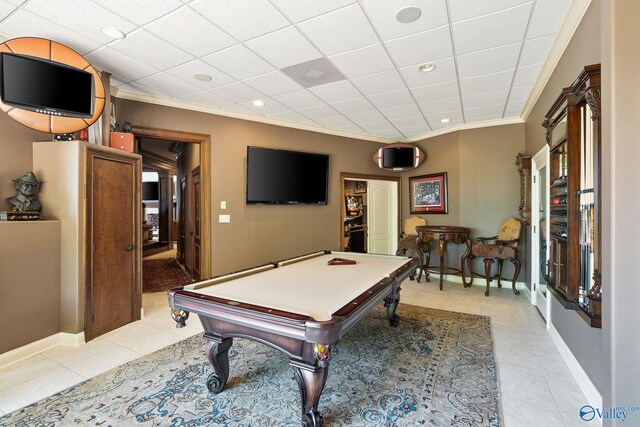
[403,216,427,237]
[472,244,516,260]
[497,218,522,244]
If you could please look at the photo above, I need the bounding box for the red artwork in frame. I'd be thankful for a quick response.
[409,172,448,214]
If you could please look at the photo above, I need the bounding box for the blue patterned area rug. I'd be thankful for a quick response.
[1,304,501,426]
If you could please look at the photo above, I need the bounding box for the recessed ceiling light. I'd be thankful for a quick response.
[396,6,422,24]
[101,26,126,39]
[193,73,212,82]
[253,100,265,107]
[418,63,436,73]
[440,118,451,123]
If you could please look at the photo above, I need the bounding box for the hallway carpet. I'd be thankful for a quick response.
[142,258,192,293]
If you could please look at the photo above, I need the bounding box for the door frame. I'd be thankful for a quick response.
[84,147,142,342]
[531,144,550,324]
[339,172,401,253]
[131,125,212,278]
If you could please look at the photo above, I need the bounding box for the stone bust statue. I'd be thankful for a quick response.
[6,172,42,212]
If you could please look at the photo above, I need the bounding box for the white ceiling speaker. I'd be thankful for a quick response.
[396,7,422,24]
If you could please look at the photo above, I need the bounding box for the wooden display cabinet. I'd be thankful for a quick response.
[542,64,601,328]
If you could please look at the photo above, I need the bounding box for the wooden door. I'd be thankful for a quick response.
[191,166,201,280]
[178,177,186,265]
[86,151,139,341]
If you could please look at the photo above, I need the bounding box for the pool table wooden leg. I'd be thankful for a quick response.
[205,335,233,394]
[383,284,401,327]
[290,360,328,427]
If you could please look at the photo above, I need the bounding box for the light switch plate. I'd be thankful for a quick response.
[219,214,231,223]
[220,201,227,209]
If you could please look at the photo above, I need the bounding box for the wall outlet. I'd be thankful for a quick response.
[219,214,231,223]
[220,201,226,209]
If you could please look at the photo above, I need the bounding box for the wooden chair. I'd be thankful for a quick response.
[465,218,522,296]
[396,216,430,282]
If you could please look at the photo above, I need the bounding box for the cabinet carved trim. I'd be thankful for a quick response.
[516,153,532,225]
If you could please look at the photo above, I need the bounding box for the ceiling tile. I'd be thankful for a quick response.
[462,89,508,109]
[362,0,448,41]
[359,120,394,132]
[464,104,504,120]
[189,0,289,41]
[25,0,137,44]
[299,119,322,128]
[459,69,514,96]
[297,4,379,56]
[137,72,201,98]
[457,42,520,79]
[367,89,415,110]
[508,84,534,102]
[144,6,236,56]
[165,59,235,89]
[351,69,406,96]
[298,104,340,120]
[86,46,159,82]
[331,97,375,115]
[528,0,571,39]
[266,110,309,123]
[333,123,365,134]
[448,0,531,22]
[309,80,361,103]
[452,2,532,54]
[270,0,356,23]
[411,80,459,103]
[315,115,355,128]
[93,0,183,26]
[399,57,456,88]
[3,0,25,5]
[398,124,430,137]
[505,99,526,116]
[418,96,462,115]
[329,43,395,79]
[0,10,101,55]
[430,117,463,131]
[389,115,427,128]
[210,82,265,103]
[118,81,169,98]
[519,34,555,67]
[203,44,274,80]
[245,26,322,68]
[241,98,289,115]
[512,63,542,86]
[110,29,194,70]
[224,104,256,115]
[380,103,422,119]
[179,90,235,108]
[385,25,452,67]
[273,90,324,110]
[0,2,17,20]
[369,128,403,139]
[424,109,463,124]
[243,71,302,97]
[347,109,386,124]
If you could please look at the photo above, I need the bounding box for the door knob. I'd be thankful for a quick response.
[125,244,134,251]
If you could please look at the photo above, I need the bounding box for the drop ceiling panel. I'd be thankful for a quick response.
[462,89,509,109]
[314,115,356,128]
[448,0,531,22]
[384,26,453,68]
[241,99,289,115]
[243,71,302,97]
[210,82,265,104]
[464,104,504,120]
[180,90,235,108]
[245,26,322,69]
[508,84,534,102]
[119,81,168,98]
[459,70,514,96]
[418,96,462,115]
[362,0,448,40]
[189,0,289,41]
[452,2,532,54]
[3,0,25,5]
[86,47,159,81]
[224,104,255,115]
[270,0,356,23]
[203,44,274,80]
[397,124,429,137]
[137,72,200,98]
[347,109,386,124]
[367,89,415,110]
[425,109,463,124]
[298,104,340,120]
[519,34,555,66]
[389,115,427,128]
[380,103,422,120]
[430,118,463,131]
[110,29,194,70]
[457,42,520,79]
[309,80,361,104]
[266,109,310,123]
[273,90,325,110]
[400,57,456,88]
[359,120,394,132]
[25,0,137,44]
[93,0,183,26]
[297,4,379,56]
[332,97,376,115]
[512,63,542,86]
[411,81,459,103]
[144,6,236,57]
[329,43,395,79]
[166,59,234,89]
[351,69,406,96]
[505,99,526,116]
[0,1,16,20]
[370,128,403,139]
[528,0,571,39]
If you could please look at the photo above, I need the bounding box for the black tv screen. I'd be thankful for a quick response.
[246,147,329,205]
[0,52,94,118]
[383,146,415,168]
[142,182,159,201]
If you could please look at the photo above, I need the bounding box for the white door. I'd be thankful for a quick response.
[367,180,398,255]
[531,145,551,324]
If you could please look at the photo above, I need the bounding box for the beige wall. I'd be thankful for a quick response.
[116,99,392,274]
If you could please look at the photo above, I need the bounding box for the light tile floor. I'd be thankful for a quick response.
[0,277,588,426]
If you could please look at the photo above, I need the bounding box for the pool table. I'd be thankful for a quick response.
[168,250,418,427]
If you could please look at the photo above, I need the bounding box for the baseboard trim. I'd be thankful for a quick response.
[548,323,603,413]
[522,285,533,303]
[0,332,85,370]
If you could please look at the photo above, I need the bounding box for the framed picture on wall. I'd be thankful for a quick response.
[354,181,366,194]
[409,172,448,214]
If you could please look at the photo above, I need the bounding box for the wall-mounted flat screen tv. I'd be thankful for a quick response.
[142,182,159,201]
[246,146,329,205]
[382,146,415,169]
[0,52,94,118]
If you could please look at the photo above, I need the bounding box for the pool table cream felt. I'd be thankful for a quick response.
[182,253,410,321]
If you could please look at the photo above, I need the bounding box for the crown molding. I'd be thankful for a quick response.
[406,117,525,143]
[114,89,394,144]
[521,0,593,121]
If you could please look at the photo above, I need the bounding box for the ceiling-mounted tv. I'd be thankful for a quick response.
[0,52,94,118]
[246,146,329,205]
